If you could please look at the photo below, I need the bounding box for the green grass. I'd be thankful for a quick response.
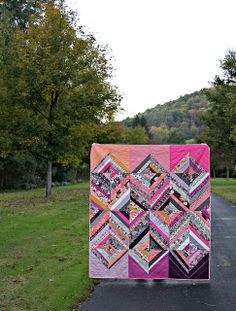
[211,178,236,203]
[0,182,98,311]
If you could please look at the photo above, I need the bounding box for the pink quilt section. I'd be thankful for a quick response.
[89,144,211,279]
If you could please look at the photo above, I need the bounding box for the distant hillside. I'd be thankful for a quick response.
[122,90,209,143]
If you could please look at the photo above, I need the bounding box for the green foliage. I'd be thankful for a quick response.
[96,122,149,144]
[126,126,148,144]
[0,1,121,194]
[199,50,236,177]
[0,154,37,189]
[0,154,91,190]
[132,115,141,128]
[123,90,208,143]
[150,124,185,144]
[1,1,120,160]
[0,120,150,190]
[0,0,45,30]
[94,123,128,144]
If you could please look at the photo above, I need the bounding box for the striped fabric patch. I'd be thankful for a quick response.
[89,144,210,279]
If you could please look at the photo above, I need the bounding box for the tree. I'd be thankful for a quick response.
[0,153,37,189]
[0,0,47,30]
[95,123,128,144]
[126,126,148,144]
[149,125,170,144]
[200,50,236,179]
[132,114,140,128]
[0,1,121,197]
[140,115,147,128]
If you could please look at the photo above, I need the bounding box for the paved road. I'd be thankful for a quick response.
[80,194,236,311]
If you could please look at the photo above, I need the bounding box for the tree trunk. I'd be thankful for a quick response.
[226,165,230,181]
[46,161,52,198]
[213,168,216,178]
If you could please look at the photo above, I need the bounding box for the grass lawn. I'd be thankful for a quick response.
[211,178,236,203]
[0,182,98,311]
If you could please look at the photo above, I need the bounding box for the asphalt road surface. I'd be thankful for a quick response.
[80,194,236,311]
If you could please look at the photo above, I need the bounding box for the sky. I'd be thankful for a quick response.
[67,0,236,120]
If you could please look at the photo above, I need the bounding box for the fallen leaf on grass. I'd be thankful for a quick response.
[11,276,26,284]
[56,256,67,262]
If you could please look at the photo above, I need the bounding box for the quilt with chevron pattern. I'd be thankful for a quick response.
[89,144,211,279]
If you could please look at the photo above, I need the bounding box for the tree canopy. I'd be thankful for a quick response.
[199,50,236,178]
[0,0,122,196]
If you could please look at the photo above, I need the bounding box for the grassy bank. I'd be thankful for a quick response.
[211,178,236,203]
[0,182,96,311]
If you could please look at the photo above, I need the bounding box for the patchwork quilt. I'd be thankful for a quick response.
[89,144,211,279]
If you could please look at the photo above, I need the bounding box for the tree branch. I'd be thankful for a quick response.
[29,97,48,121]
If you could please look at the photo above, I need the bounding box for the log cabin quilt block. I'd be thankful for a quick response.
[89,144,211,279]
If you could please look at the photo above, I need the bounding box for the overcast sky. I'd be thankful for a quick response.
[67,0,236,120]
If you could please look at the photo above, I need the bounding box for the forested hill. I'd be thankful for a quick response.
[122,90,209,143]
